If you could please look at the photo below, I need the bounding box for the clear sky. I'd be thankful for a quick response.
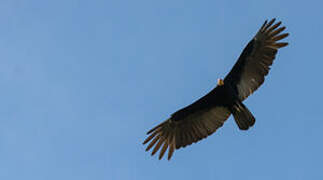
[0,0,322,180]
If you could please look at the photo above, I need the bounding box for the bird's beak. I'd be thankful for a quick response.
[217,79,224,86]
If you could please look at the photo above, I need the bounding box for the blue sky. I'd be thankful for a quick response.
[0,0,322,179]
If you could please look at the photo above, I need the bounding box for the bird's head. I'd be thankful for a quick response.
[217,78,224,86]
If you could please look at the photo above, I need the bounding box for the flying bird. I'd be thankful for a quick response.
[143,18,289,160]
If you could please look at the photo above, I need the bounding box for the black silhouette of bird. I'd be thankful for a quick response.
[143,18,289,160]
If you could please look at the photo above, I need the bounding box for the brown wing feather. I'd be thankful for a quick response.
[224,18,289,100]
[143,106,231,160]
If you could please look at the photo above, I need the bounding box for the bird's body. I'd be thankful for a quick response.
[172,82,236,122]
[143,18,289,160]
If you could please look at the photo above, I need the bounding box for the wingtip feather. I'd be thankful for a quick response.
[158,142,168,160]
[143,130,158,145]
[151,138,164,156]
[263,18,276,31]
[275,42,289,48]
[272,33,289,41]
[167,135,175,160]
[145,136,159,151]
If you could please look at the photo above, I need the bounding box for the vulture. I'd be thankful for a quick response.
[143,18,289,160]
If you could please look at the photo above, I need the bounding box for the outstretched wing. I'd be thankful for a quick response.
[224,18,289,101]
[143,105,231,160]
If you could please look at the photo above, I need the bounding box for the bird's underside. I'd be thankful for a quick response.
[143,18,289,160]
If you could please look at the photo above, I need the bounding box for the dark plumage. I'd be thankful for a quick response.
[143,18,289,160]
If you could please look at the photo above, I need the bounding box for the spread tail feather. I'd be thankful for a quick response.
[231,101,255,130]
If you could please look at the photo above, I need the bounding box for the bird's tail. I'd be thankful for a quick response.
[231,101,255,130]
